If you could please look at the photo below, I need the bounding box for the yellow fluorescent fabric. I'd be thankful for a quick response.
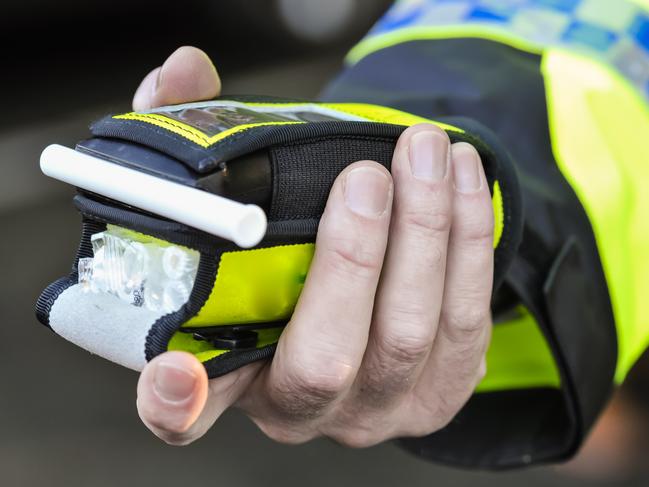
[478,308,560,392]
[542,48,649,383]
[346,25,543,65]
[185,244,315,327]
[323,103,463,133]
[492,181,504,249]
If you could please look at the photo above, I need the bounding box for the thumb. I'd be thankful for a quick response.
[136,351,209,444]
[132,46,221,111]
[137,351,261,445]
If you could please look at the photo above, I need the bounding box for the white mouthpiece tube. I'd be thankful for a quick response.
[40,144,267,248]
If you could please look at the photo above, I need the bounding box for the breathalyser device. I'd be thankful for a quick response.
[36,97,521,377]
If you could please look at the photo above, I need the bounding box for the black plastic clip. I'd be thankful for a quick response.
[191,328,259,350]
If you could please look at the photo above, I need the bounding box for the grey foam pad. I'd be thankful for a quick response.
[49,284,166,371]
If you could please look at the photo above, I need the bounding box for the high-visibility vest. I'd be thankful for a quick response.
[320,0,649,469]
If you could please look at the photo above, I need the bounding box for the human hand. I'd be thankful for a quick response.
[134,46,494,447]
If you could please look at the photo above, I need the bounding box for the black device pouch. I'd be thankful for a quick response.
[36,97,522,377]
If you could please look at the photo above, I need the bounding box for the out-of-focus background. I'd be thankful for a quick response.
[2,1,649,486]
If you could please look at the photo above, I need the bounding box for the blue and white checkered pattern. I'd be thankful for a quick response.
[366,0,649,100]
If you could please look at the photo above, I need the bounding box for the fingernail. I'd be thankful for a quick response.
[453,144,482,193]
[153,361,197,403]
[344,167,391,218]
[409,130,448,181]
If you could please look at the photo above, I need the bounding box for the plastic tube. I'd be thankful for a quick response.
[40,144,267,248]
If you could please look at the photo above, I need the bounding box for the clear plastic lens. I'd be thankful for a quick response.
[162,245,197,279]
[78,257,94,290]
[79,229,199,313]
[162,280,192,313]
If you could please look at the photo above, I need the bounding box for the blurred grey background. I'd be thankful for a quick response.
[2,1,649,486]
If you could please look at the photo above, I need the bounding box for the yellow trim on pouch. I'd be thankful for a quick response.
[324,103,463,133]
[114,102,464,149]
[114,112,302,148]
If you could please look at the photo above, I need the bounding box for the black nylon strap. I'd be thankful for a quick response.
[270,136,395,220]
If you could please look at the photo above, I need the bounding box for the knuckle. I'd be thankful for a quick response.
[401,206,452,240]
[457,204,494,244]
[378,328,433,366]
[356,360,410,406]
[290,367,352,398]
[464,219,494,245]
[270,364,353,419]
[323,236,384,280]
[441,308,489,344]
[355,329,433,406]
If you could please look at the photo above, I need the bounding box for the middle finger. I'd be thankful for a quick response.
[347,124,453,413]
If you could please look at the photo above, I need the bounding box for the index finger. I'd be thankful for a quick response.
[239,161,393,431]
